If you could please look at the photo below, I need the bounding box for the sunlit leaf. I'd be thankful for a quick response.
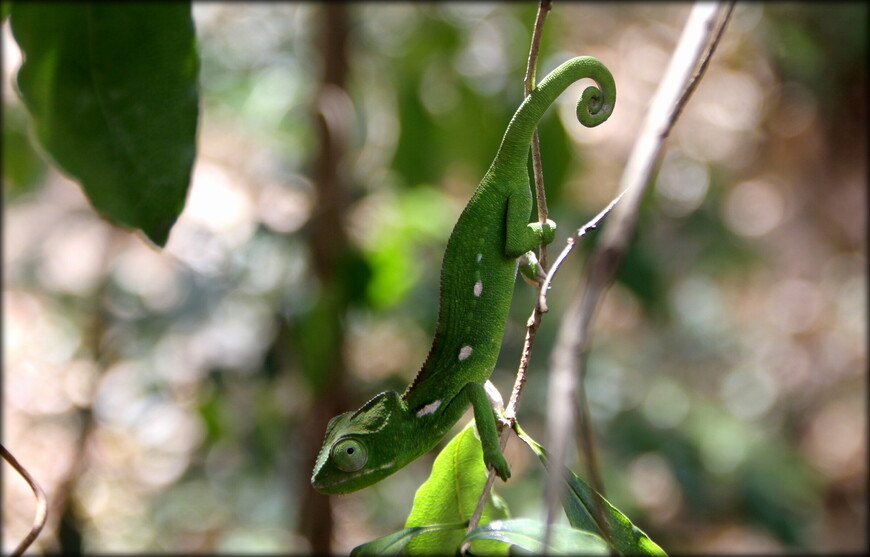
[463,518,609,555]
[9,2,199,246]
[404,421,511,555]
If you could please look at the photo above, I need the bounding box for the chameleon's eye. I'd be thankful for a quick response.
[332,438,367,472]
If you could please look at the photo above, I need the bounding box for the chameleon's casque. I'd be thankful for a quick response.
[312,56,615,495]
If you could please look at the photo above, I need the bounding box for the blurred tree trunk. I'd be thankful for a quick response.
[296,3,353,553]
[52,231,125,554]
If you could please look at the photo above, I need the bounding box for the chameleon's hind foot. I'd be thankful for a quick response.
[519,250,548,288]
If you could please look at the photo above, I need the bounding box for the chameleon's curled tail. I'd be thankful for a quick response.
[490,56,616,172]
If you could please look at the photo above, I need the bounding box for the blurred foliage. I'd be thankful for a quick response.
[761,3,866,102]
[2,3,866,555]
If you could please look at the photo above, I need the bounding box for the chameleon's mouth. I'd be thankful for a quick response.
[311,476,343,494]
[311,462,349,494]
[311,470,363,495]
[311,460,398,494]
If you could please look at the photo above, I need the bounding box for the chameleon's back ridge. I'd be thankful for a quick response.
[312,56,615,494]
[402,56,616,409]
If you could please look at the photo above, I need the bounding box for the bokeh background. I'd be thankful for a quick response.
[2,3,866,554]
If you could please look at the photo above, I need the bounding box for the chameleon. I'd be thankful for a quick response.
[312,56,616,495]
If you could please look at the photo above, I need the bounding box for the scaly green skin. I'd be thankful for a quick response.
[312,56,616,494]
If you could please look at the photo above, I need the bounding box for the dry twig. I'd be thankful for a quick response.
[2,444,48,556]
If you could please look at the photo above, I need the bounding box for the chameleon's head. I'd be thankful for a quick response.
[311,391,412,494]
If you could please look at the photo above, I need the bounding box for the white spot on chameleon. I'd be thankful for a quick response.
[416,400,442,417]
[476,253,483,263]
[459,345,473,361]
[474,280,483,297]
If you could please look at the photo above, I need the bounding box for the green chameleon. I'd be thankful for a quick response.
[312,56,616,495]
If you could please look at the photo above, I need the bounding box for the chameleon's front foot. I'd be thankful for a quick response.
[527,218,557,246]
[463,381,513,482]
[518,219,557,287]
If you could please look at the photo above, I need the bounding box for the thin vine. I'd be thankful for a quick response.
[1,444,48,557]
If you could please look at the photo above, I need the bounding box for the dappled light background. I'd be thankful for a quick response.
[3,3,866,554]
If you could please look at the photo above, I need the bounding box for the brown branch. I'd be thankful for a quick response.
[463,1,553,547]
[525,0,553,273]
[2,445,48,557]
[523,0,552,96]
[508,0,553,432]
[503,0,554,420]
[542,0,736,548]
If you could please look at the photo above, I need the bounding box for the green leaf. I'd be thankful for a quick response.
[463,518,610,555]
[404,421,510,555]
[515,424,668,556]
[350,522,467,556]
[9,2,199,247]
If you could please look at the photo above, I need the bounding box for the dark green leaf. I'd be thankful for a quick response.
[515,424,668,556]
[463,518,609,555]
[350,522,467,556]
[10,2,199,246]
